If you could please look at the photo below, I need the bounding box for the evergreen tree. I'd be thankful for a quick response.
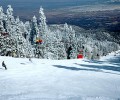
[52,30,67,60]
[6,5,15,29]
[0,5,16,56]
[69,26,77,59]
[0,6,5,32]
[14,17,34,58]
[63,23,70,50]
[25,21,31,40]
[39,7,48,36]
[30,16,39,44]
[39,7,49,59]
[62,23,77,59]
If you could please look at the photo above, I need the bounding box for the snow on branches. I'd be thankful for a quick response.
[0,5,119,60]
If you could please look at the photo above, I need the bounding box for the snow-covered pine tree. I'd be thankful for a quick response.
[0,6,6,55]
[30,16,39,45]
[0,6,16,56]
[5,5,16,40]
[18,19,34,58]
[18,21,27,39]
[38,7,49,59]
[24,21,34,58]
[29,15,43,58]
[52,30,67,60]
[39,7,48,37]
[62,23,70,49]
[62,23,71,59]
[14,17,24,57]
[62,23,77,59]
[0,32,14,56]
[9,17,34,58]
[25,21,31,40]
[69,26,77,59]
[0,6,5,32]
[6,5,15,32]
[42,31,57,59]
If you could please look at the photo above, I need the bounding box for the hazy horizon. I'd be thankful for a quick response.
[0,0,120,20]
[0,0,119,11]
[0,0,105,10]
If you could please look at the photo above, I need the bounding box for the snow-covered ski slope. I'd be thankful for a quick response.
[0,51,120,100]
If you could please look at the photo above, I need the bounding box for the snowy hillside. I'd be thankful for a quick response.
[0,51,120,100]
[1,5,120,60]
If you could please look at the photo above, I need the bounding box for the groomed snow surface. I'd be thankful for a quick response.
[0,51,120,100]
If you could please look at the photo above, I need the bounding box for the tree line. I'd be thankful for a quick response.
[0,5,119,60]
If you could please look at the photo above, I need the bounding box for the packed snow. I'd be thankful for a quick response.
[0,51,120,100]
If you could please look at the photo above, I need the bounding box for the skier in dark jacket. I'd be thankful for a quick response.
[2,61,7,70]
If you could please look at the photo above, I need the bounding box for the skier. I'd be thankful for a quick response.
[2,61,7,70]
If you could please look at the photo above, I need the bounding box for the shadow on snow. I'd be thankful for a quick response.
[53,64,120,75]
[75,63,120,72]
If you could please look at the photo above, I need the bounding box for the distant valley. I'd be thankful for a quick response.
[14,4,120,42]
